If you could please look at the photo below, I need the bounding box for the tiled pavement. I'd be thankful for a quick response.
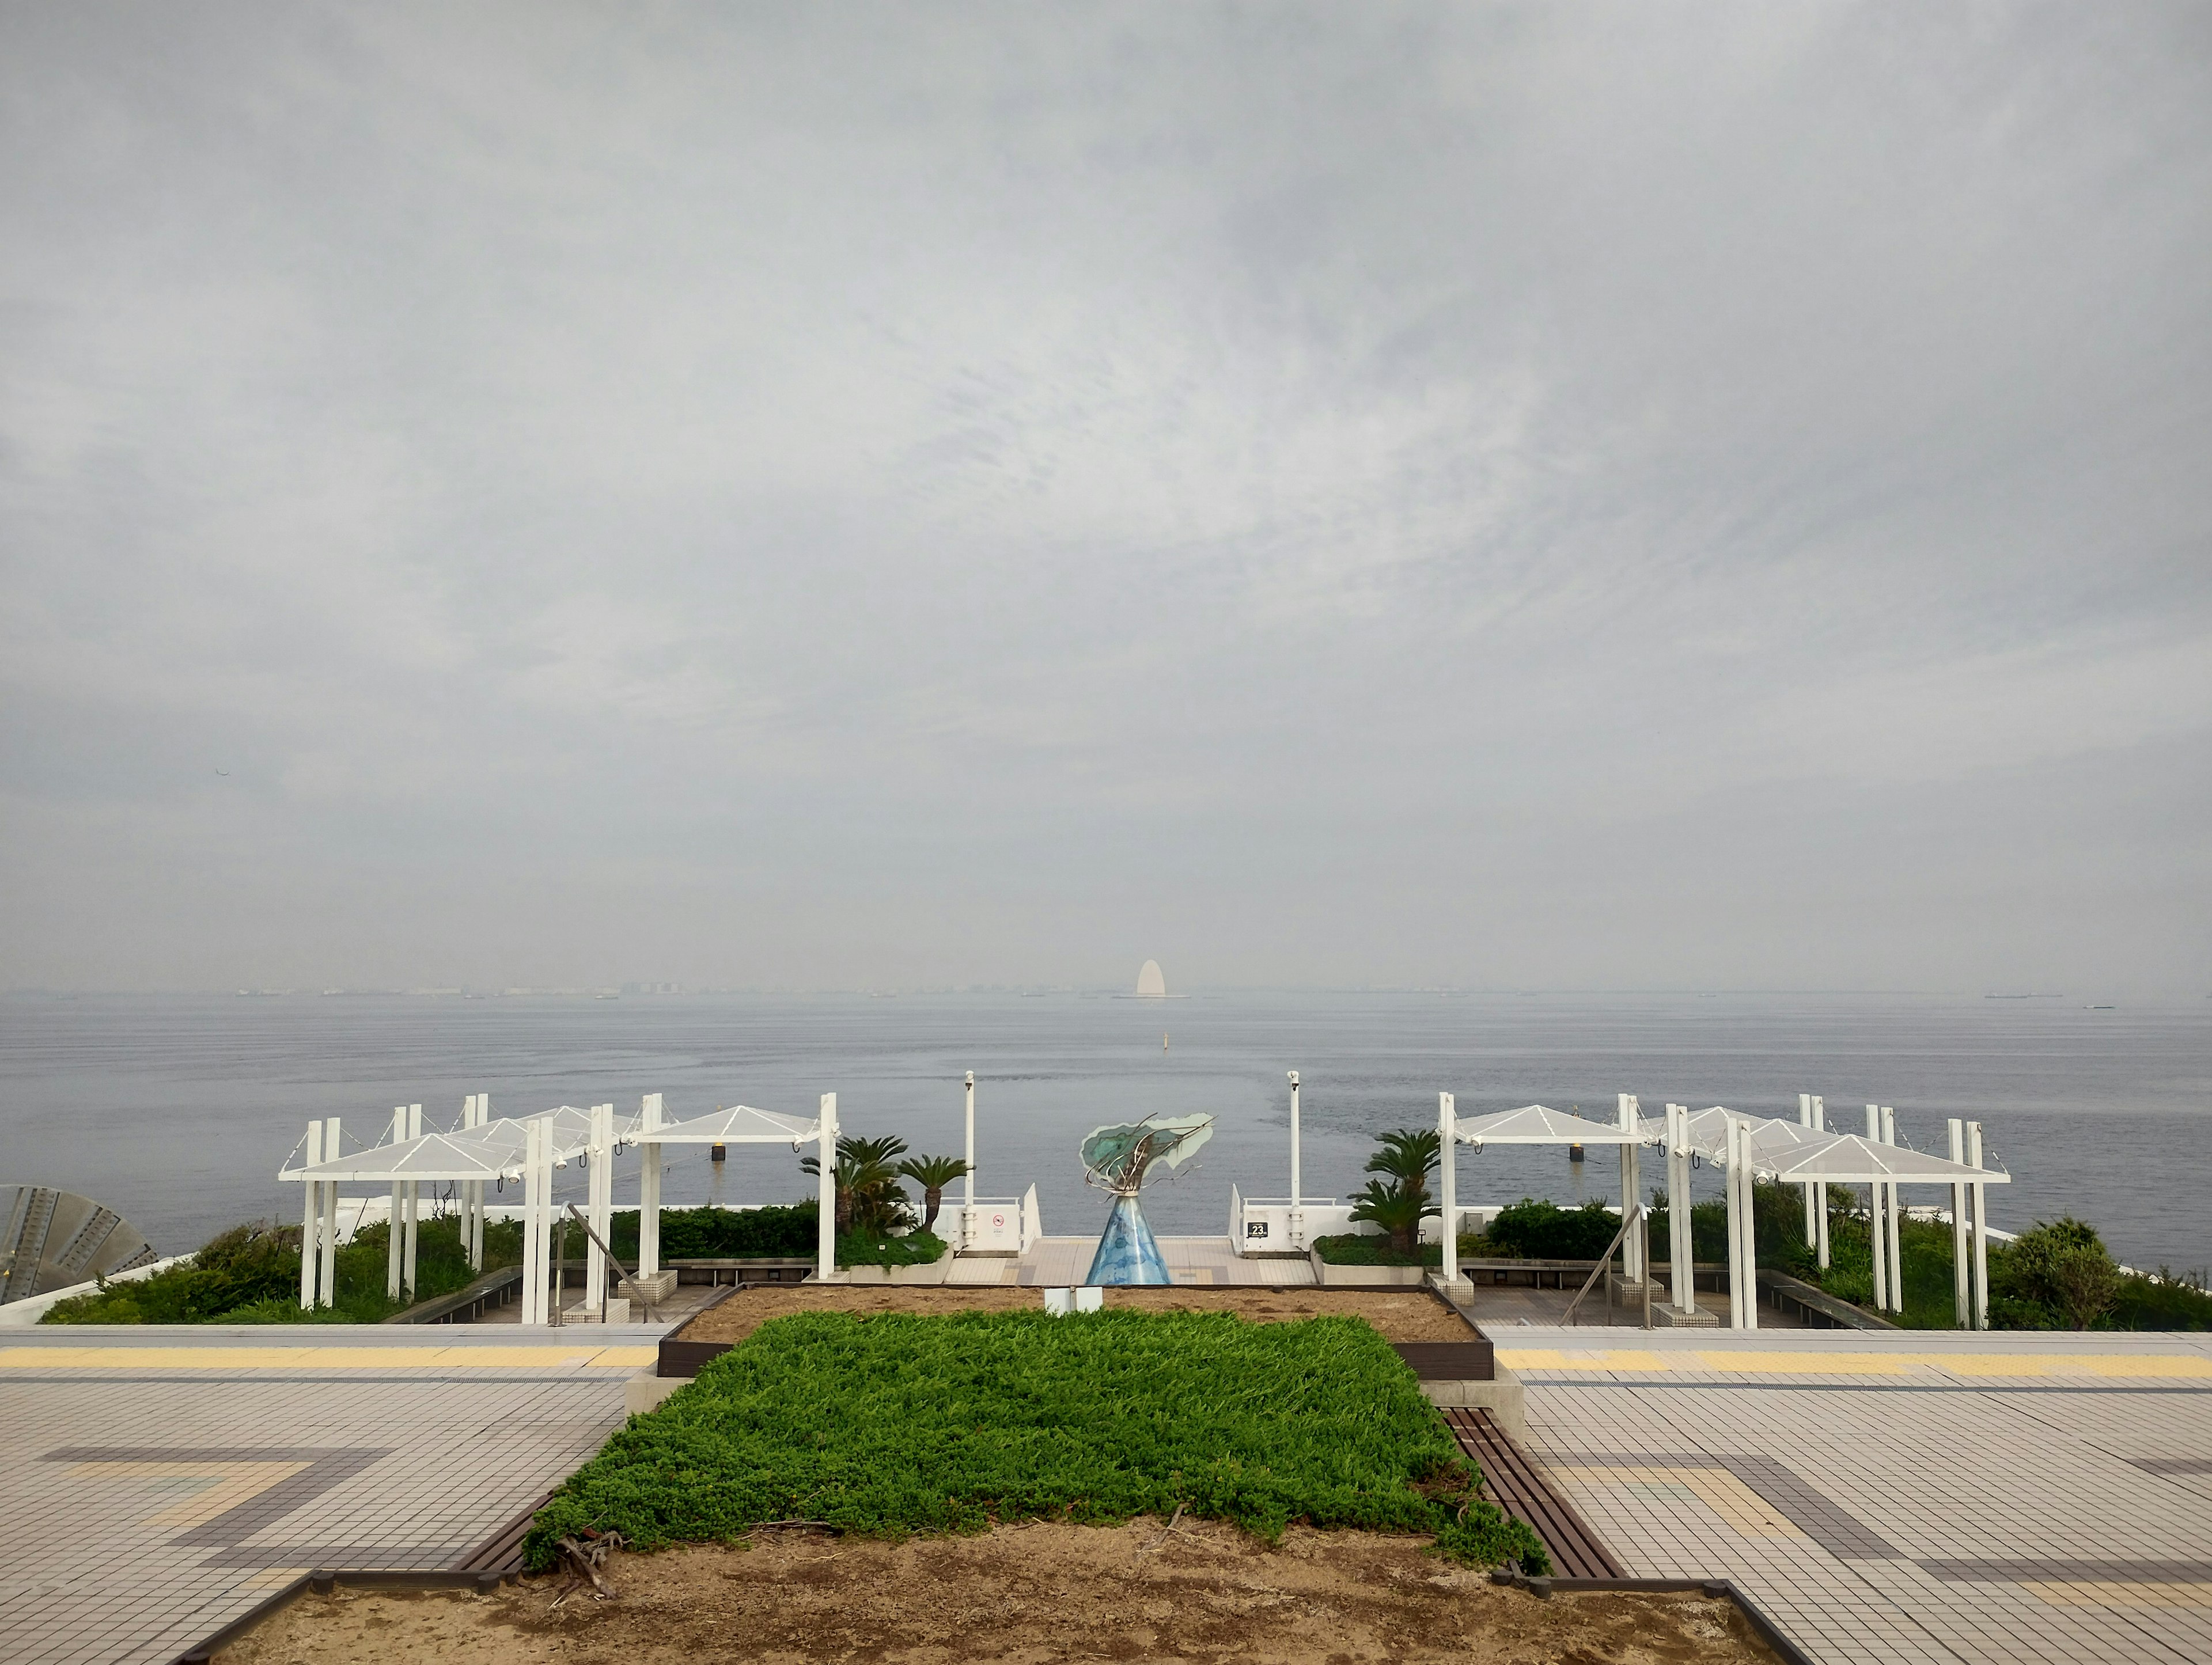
[0,1325,654,1665]
[1500,1328,2212,1664]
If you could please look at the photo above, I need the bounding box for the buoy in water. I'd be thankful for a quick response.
[710,1143,727,1163]
[1568,1143,1585,1163]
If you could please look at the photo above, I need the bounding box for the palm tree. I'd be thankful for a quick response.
[1349,1177,1439,1257]
[800,1134,911,1232]
[895,1155,972,1234]
[1364,1128,1441,1200]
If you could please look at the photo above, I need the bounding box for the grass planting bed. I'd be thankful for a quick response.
[531,1307,1545,1571]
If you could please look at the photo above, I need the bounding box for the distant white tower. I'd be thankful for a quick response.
[1134,959,1168,998]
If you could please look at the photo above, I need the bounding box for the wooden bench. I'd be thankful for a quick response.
[668,1257,815,1286]
[1444,1406,1623,1579]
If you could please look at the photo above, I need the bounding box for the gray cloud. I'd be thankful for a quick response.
[3,2,2208,993]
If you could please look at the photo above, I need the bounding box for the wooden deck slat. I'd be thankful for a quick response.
[1444,1407,1623,1579]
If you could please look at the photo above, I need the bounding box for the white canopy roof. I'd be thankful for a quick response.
[1641,1108,2007,1184]
[1763,1131,2009,1185]
[648,1104,821,1146]
[281,1105,642,1183]
[1450,1104,1647,1146]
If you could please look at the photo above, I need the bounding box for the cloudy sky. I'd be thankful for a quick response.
[3,3,2207,994]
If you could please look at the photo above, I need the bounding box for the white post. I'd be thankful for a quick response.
[1618,1093,1642,1284]
[1865,1104,1888,1315]
[1967,1120,1990,1332]
[387,1105,406,1300]
[319,1114,340,1306]
[402,1103,422,1298]
[585,1103,613,1314]
[817,1092,838,1280]
[1948,1117,1971,1328]
[298,1120,324,1310]
[639,1092,662,1279]
[963,1071,976,1250]
[465,1093,485,1272]
[1438,1091,1457,1287]
[1799,1094,1818,1247]
[520,1117,543,1325]
[1881,1106,1904,1314]
[1669,1105,1695,1316]
[1288,1071,1303,1249]
[1812,1095,1830,1269]
[1724,1119,1744,1329]
[1738,1120,1760,1331]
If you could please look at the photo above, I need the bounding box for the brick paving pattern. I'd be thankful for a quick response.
[1502,1328,2212,1664]
[0,1325,651,1665]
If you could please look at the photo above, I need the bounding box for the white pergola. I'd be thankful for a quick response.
[281,1099,643,1319]
[284,1091,840,1325]
[641,1096,832,1285]
[1436,1092,2010,1332]
[1643,1102,2009,1330]
[1438,1097,1654,1292]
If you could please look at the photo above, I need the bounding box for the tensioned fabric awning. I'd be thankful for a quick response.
[280,1105,643,1183]
[1762,1132,2009,1185]
[1642,1106,1837,1167]
[1450,1104,1648,1147]
[647,1105,821,1146]
[1640,1109,2008,1184]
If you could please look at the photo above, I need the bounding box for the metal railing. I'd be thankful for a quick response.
[1562,1203,1652,1329]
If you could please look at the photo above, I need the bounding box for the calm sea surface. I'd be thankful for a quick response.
[2,991,2207,1270]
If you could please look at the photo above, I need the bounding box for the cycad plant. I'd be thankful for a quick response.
[895,1154,972,1233]
[1349,1177,1440,1257]
[800,1133,912,1232]
[1350,1127,1444,1256]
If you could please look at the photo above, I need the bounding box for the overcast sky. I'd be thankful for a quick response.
[2,3,2207,995]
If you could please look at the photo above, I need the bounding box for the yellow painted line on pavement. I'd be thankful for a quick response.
[0,1344,657,1371]
[1493,1347,2212,1379]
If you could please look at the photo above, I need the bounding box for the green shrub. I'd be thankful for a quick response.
[838,1228,947,1268]
[43,1212,520,1325]
[607,1203,820,1261]
[527,1309,1547,1575]
[1310,1233,1496,1268]
[1487,1198,1623,1260]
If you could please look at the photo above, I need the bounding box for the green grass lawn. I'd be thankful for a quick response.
[527,1308,1546,1573]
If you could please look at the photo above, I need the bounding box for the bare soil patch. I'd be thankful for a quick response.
[677,1284,1476,1345]
[222,1522,1775,1664]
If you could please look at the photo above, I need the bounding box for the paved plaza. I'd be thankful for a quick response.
[0,1325,654,1665]
[1502,1328,2212,1665]
[7,1265,2210,1664]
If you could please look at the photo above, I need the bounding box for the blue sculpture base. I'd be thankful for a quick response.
[1085,1194,1171,1285]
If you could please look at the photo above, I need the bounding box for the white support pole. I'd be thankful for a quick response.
[298,1121,324,1310]
[586,1102,613,1314]
[387,1105,406,1300]
[817,1092,838,1280]
[1289,1071,1304,1249]
[1724,1119,1745,1329]
[1618,1094,1642,1284]
[1967,1120,1990,1332]
[1738,1120,1759,1331]
[1669,1105,1695,1315]
[1812,1095,1830,1269]
[1865,1104,1888,1315]
[319,1114,340,1306]
[1881,1106,1904,1315]
[1799,1093,1818,1247]
[1948,1117,1971,1328]
[519,1118,540,1325]
[465,1093,485,1271]
[1439,1091,1457,1287]
[403,1103,422,1298]
[639,1092,663,1279]
[963,1071,976,1250]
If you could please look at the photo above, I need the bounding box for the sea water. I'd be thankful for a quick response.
[1,990,2206,1272]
